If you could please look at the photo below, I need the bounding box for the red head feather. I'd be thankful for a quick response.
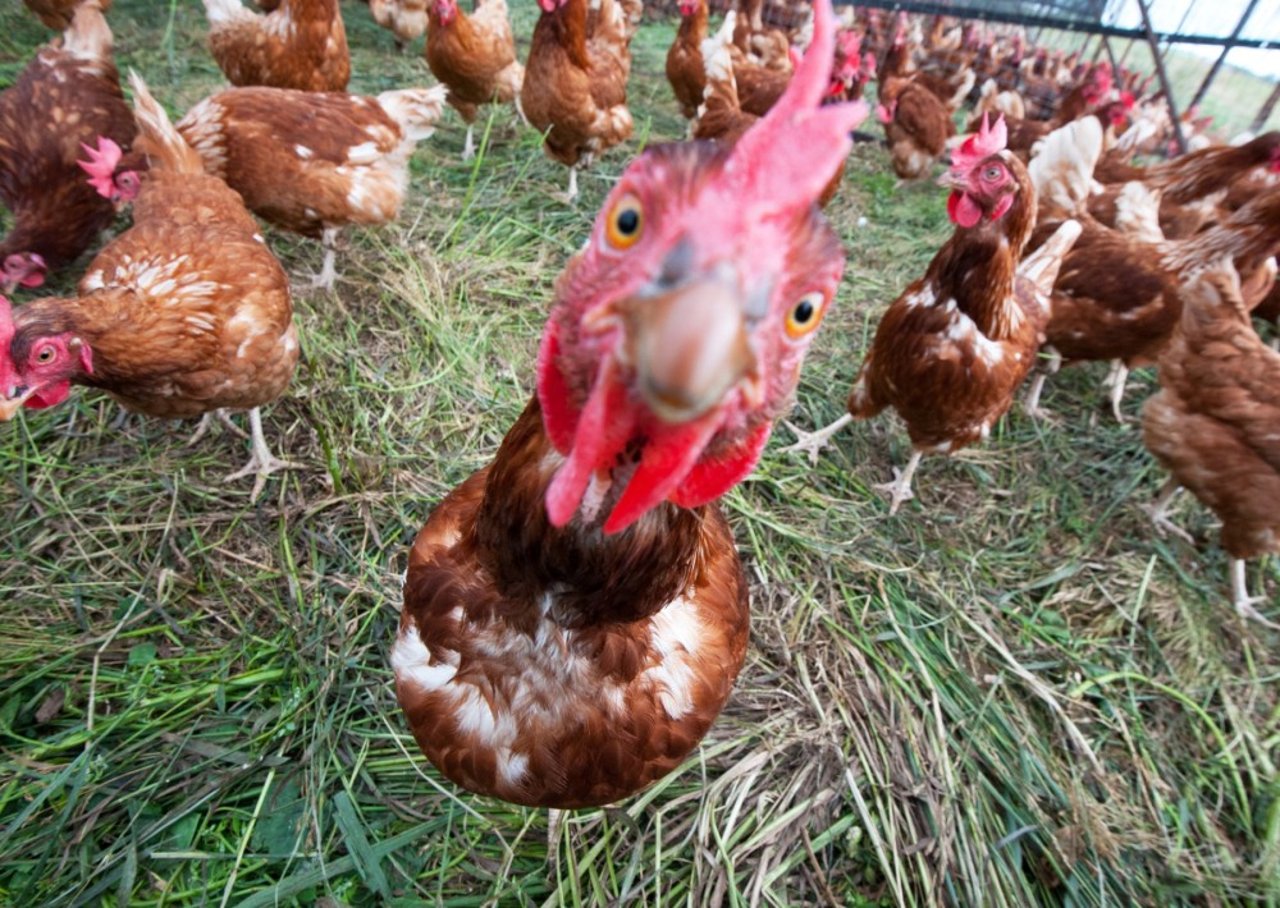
[78,136,122,199]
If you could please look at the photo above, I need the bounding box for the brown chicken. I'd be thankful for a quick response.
[23,0,112,29]
[665,0,708,120]
[392,0,866,808]
[786,116,1080,512]
[425,0,524,160]
[876,78,954,181]
[0,1,136,292]
[178,84,447,288]
[203,0,350,92]
[0,75,298,499]
[370,0,427,48]
[521,0,633,200]
[1141,261,1280,626]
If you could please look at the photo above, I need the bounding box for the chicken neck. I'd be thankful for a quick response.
[471,396,708,629]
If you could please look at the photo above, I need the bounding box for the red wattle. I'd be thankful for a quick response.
[947,190,983,228]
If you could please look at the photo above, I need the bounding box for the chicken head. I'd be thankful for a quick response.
[2,253,47,293]
[940,114,1020,228]
[0,296,93,419]
[536,0,868,534]
[78,136,140,203]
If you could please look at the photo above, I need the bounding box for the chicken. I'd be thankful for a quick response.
[521,0,634,201]
[665,0,708,120]
[876,78,954,181]
[0,1,136,292]
[391,0,866,808]
[785,116,1081,513]
[691,12,756,146]
[972,78,1025,124]
[1026,127,1280,420]
[178,85,447,289]
[695,12,863,209]
[203,0,350,92]
[23,0,111,29]
[0,74,298,500]
[425,0,524,161]
[1141,261,1280,626]
[1089,131,1280,239]
[729,45,792,117]
[370,0,427,48]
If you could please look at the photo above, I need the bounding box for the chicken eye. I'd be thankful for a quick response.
[983,165,1003,182]
[605,194,644,249]
[785,292,826,339]
[35,347,55,364]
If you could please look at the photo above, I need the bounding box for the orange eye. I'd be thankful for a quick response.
[785,292,826,339]
[604,194,644,249]
[35,347,55,364]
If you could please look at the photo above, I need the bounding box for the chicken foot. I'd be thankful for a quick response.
[1022,348,1062,419]
[1230,559,1280,629]
[309,228,341,291]
[462,123,476,162]
[1103,360,1129,423]
[1140,478,1194,545]
[224,407,301,501]
[781,413,853,465]
[874,449,922,515]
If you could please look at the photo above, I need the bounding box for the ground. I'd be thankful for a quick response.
[0,2,1277,906]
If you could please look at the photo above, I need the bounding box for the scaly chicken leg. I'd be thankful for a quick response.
[874,449,922,515]
[1231,560,1280,629]
[225,406,300,501]
[781,413,852,464]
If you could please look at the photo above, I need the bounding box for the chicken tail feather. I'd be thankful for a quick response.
[1018,218,1082,296]
[377,85,449,144]
[128,72,205,175]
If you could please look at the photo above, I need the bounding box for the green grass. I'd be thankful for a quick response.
[2,2,1278,905]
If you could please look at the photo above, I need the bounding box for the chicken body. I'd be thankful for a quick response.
[177,84,447,288]
[370,0,427,46]
[0,76,298,499]
[394,0,867,807]
[204,0,350,92]
[788,120,1079,512]
[521,0,633,199]
[1142,263,1280,623]
[0,2,135,286]
[665,0,708,120]
[877,78,954,181]
[425,0,524,160]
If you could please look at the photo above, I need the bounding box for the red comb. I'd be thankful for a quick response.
[950,113,1007,173]
[78,136,122,198]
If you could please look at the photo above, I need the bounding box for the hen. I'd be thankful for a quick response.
[370,0,427,48]
[177,84,447,289]
[23,0,112,29]
[0,75,298,499]
[785,116,1080,513]
[665,0,708,121]
[876,49,955,182]
[1141,261,1280,625]
[425,0,524,161]
[521,0,633,201]
[0,1,136,292]
[203,0,350,92]
[392,0,866,808]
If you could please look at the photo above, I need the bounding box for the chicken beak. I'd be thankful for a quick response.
[936,169,965,189]
[616,273,757,424]
[0,385,34,421]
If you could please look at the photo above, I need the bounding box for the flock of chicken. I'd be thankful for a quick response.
[0,0,1277,812]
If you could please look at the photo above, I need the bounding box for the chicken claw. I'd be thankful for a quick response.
[1141,479,1195,545]
[874,450,922,515]
[224,407,301,501]
[781,413,852,465]
[1231,560,1280,629]
[186,408,249,447]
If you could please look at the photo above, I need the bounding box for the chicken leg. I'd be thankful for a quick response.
[1140,478,1194,544]
[462,124,476,162]
[874,449,922,515]
[186,408,249,447]
[310,228,340,291]
[224,407,301,501]
[1103,360,1129,423]
[1230,559,1279,629]
[781,413,853,465]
